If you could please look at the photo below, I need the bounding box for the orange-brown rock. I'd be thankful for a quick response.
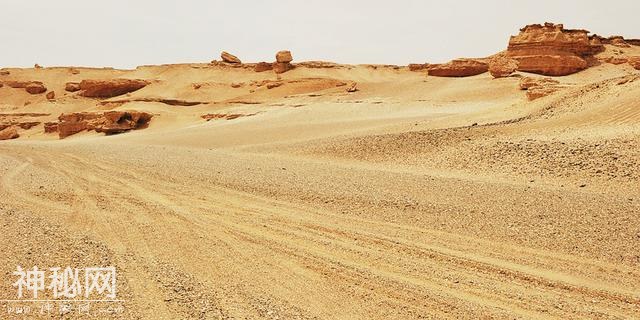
[507,23,604,76]
[346,82,358,93]
[46,91,55,100]
[79,79,149,98]
[56,111,152,138]
[488,57,519,78]
[201,113,255,121]
[65,82,81,92]
[629,57,640,70]
[44,122,58,133]
[276,50,293,63]
[0,70,9,76]
[519,77,561,100]
[602,56,629,65]
[428,59,488,77]
[221,51,242,64]
[25,82,47,94]
[0,126,19,140]
[273,62,294,74]
[610,37,630,48]
[408,63,430,71]
[254,62,273,72]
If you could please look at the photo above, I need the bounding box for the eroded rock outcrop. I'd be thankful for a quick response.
[519,77,561,100]
[507,23,604,76]
[25,82,47,94]
[254,62,273,72]
[221,51,242,64]
[629,57,640,70]
[2,80,47,94]
[65,82,81,92]
[408,63,430,71]
[274,50,294,74]
[0,126,19,140]
[428,59,488,77]
[488,57,519,78]
[54,111,153,139]
[79,79,149,98]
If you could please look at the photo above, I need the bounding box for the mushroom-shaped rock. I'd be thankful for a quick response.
[276,50,293,63]
[221,51,242,64]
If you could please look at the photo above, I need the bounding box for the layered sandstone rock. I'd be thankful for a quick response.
[519,77,561,100]
[65,82,81,92]
[507,23,604,76]
[488,57,519,78]
[629,57,640,70]
[79,79,149,98]
[428,59,488,77]
[221,51,242,64]
[55,111,153,139]
[0,126,19,140]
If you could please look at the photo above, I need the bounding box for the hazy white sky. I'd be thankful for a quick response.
[1,0,638,68]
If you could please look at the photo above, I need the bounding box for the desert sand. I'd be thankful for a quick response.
[0,24,639,319]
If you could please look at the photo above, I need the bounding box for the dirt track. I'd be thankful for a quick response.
[1,140,638,319]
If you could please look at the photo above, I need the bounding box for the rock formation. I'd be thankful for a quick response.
[221,51,242,64]
[25,82,47,94]
[629,57,640,70]
[54,111,153,139]
[519,77,561,100]
[254,62,273,72]
[65,82,81,92]
[2,80,47,94]
[408,63,430,71]
[488,57,519,78]
[0,126,19,140]
[276,51,293,63]
[79,79,149,98]
[507,23,604,76]
[274,50,294,74]
[46,91,55,100]
[428,59,488,77]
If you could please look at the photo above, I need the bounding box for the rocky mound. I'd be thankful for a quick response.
[507,23,604,76]
[488,57,519,78]
[79,79,149,98]
[428,59,488,77]
[51,111,153,139]
[519,77,561,100]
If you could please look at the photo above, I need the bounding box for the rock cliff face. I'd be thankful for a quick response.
[507,23,604,76]
[428,59,488,77]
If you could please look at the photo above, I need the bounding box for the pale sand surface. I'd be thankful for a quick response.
[0,48,639,318]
